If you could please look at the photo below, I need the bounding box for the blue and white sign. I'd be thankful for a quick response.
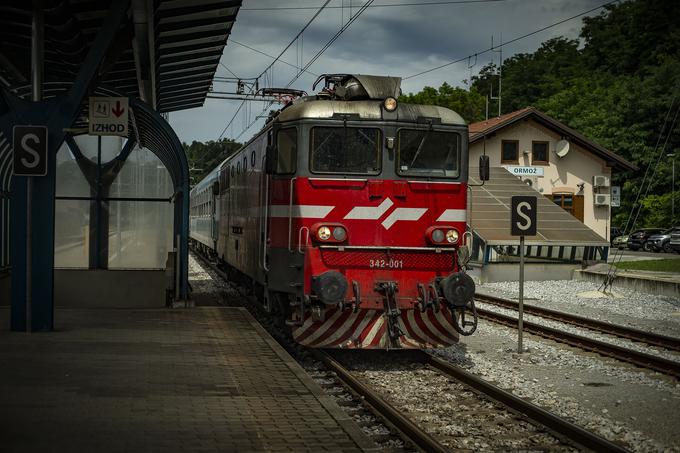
[611,186,621,207]
[505,166,545,177]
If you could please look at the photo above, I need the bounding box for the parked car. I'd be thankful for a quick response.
[670,230,680,253]
[610,227,624,242]
[612,234,629,249]
[646,227,680,253]
[627,228,666,251]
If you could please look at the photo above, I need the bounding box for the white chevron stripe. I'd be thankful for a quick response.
[436,209,467,222]
[299,309,344,345]
[421,311,453,345]
[344,198,393,220]
[293,315,317,337]
[350,311,378,346]
[316,311,359,346]
[381,207,427,229]
[270,204,334,218]
[397,317,421,348]
[406,310,432,345]
[363,316,384,346]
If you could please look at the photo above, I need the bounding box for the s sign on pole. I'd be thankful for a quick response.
[511,196,537,353]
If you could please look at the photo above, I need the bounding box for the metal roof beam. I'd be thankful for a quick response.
[158,30,228,48]
[158,75,213,90]
[157,14,237,35]
[159,81,211,96]
[131,0,157,109]
[158,65,218,83]
[158,1,240,20]
[158,49,223,67]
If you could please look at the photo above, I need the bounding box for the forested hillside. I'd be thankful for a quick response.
[404,0,680,228]
[183,138,242,184]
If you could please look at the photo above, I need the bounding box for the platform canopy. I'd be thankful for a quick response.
[0,0,242,330]
[0,0,240,112]
[469,167,609,246]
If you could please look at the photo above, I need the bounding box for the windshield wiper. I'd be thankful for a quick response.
[409,128,431,167]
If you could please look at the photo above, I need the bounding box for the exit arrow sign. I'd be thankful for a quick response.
[111,100,125,118]
[89,96,129,137]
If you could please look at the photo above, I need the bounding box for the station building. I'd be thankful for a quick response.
[465,107,637,281]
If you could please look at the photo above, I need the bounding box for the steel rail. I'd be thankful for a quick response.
[476,293,680,352]
[476,308,680,378]
[312,350,449,453]
[422,352,631,453]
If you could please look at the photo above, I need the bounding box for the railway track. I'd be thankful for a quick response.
[475,292,680,352]
[192,251,635,451]
[474,304,680,379]
[317,349,630,452]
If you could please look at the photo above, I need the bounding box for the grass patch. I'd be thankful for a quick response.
[615,259,680,273]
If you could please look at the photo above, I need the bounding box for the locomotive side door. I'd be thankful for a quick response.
[264,125,304,295]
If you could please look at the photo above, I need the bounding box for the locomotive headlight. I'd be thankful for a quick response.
[317,226,332,241]
[383,97,398,112]
[446,229,459,243]
[432,229,445,243]
[332,226,347,241]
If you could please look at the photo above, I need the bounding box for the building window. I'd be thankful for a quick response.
[501,140,519,164]
[547,193,585,222]
[532,141,549,165]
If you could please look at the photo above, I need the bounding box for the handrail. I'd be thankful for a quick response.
[288,177,297,252]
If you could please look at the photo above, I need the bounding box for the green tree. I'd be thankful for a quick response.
[183,138,242,185]
[400,82,486,122]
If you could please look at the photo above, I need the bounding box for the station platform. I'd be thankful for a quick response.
[0,307,374,452]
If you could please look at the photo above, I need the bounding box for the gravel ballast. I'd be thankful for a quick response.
[477,279,680,337]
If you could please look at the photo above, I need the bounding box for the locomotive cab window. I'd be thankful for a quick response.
[397,129,460,178]
[276,127,297,174]
[310,127,381,175]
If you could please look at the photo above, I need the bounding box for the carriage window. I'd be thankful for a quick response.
[397,129,460,178]
[310,127,381,175]
[276,128,297,174]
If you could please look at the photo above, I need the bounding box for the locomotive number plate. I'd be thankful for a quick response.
[369,258,404,269]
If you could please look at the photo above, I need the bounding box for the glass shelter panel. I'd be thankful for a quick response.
[110,147,174,199]
[108,200,174,269]
[54,199,90,268]
[56,142,92,198]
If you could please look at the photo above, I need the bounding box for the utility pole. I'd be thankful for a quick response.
[669,153,676,223]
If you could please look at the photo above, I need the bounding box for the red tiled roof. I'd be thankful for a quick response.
[467,107,637,172]
[468,107,533,135]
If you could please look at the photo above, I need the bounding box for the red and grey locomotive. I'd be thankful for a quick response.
[190,74,489,349]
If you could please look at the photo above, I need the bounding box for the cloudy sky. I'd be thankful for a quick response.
[169,0,608,144]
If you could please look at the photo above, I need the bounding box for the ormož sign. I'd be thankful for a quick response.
[504,166,545,177]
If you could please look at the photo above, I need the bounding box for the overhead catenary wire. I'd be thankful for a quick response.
[230,40,319,77]
[231,0,376,143]
[402,0,622,80]
[215,0,333,140]
[240,0,507,11]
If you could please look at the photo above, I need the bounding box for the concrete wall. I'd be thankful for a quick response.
[468,262,580,283]
[469,119,612,241]
[55,269,166,308]
[574,269,680,298]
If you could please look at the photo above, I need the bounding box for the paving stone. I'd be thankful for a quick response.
[0,307,372,452]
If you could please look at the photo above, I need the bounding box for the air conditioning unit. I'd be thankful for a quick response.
[593,175,610,187]
[594,194,611,206]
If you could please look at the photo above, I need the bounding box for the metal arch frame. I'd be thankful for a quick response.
[0,1,131,331]
[128,97,190,300]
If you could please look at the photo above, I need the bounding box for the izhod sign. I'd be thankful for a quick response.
[89,97,129,136]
